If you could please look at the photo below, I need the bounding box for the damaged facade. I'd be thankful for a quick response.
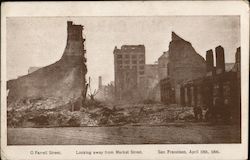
[160,32,206,105]
[159,31,241,119]
[7,21,87,108]
[180,46,241,122]
[113,32,207,103]
[158,31,241,122]
[112,31,240,114]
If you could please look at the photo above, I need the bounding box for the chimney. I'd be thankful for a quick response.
[99,76,102,89]
[67,21,73,27]
[215,46,225,74]
[206,49,214,73]
[63,21,84,57]
[236,47,241,64]
[234,47,241,74]
[67,21,83,42]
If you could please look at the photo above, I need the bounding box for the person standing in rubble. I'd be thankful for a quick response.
[193,106,203,121]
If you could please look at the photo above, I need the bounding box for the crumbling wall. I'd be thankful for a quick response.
[168,32,206,85]
[7,21,87,108]
[168,32,206,104]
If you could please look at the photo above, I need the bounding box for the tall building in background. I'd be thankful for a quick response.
[113,45,145,100]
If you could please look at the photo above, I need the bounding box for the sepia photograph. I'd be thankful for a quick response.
[6,16,241,145]
[1,1,248,160]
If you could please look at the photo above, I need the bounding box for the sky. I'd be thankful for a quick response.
[7,16,240,89]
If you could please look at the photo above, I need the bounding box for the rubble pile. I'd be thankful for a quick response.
[8,98,196,128]
[132,105,195,125]
[7,97,77,127]
[96,104,196,125]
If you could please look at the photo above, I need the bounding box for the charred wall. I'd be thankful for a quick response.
[7,21,87,107]
[160,32,206,104]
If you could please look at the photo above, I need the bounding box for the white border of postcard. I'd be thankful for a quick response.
[1,1,249,160]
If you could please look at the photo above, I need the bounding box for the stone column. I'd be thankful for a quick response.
[187,85,191,107]
[175,84,181,105]
[180,86,185,107]
[197,85,202,107]
[191,85,195,107]
[193,85,198,107]
[185,86,189,107]
[160,82,165,103]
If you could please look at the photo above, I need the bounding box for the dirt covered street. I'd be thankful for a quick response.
[8,123,240,145]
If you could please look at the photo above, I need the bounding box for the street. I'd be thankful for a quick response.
[7,123,241,145]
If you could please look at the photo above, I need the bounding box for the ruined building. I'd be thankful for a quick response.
[160,32,206,104]
[180,46,241,122]
[159,32,241,124]
[113,45,145,101]
[7,21,87,108]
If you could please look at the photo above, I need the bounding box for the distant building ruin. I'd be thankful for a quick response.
[96,76,115,102]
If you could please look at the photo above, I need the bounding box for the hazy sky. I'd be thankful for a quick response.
[7,16,240,89]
